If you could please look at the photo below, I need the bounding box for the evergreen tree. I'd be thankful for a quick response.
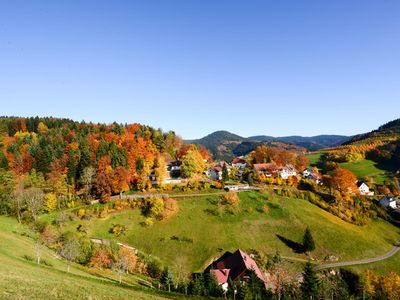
[222,164,229,182]
[301,261,319,299]
[189,274,205,296]
[205,272,224,297]
[237,283,252,300]
[160,267,173,292]
[247,270,263,299]
[303,227,316,252]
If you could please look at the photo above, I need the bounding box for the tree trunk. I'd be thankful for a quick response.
[67,263,70,273]
[119,274,122,284]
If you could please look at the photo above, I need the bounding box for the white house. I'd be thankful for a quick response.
[205,167,223,181]
[302,168,313,177]
[279,164,297,179]
[379,195,398,209]
[232,157,248,170]
[357,181,374,196]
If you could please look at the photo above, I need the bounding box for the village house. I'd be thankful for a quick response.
[205,166,223,181]
[253,163,278,178]
[379,195,399,209]
[167,160,182,178]
[357,181,374,196]
[302,168,322,184]
[278,164,297,179]
[205,162,231,181]
[204,249,266,292]
[232,157,248,170]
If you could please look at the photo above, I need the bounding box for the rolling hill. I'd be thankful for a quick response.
[188,131,350,160]
[344,118,400,145]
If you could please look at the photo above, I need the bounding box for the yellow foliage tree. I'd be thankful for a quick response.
[43,193,57,212]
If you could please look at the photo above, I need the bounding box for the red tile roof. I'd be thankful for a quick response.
[211,269,231,285]
[206,249,266,284]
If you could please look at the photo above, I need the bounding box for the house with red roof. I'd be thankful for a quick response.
[253,163,278,177]
[204,249,266,292]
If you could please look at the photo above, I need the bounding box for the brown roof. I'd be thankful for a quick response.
[253,163,278,172]
[232,157,247,164]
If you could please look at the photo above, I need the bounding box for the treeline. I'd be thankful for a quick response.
[0,116,211,218]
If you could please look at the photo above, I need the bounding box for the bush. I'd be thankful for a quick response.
[141,217,154,227]
[220,191,240,214]
[146,259,162,279]
[109,224,127,237]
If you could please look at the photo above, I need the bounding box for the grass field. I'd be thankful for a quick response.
[306,152,323,166]
[0,216,194,300]
[54,191,400,276]
[339,159,391,184]
[307,151,392,184]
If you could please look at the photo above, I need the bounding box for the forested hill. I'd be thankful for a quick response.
[0,116,185,195]
[189,131,349,160]
[344,118,400,145]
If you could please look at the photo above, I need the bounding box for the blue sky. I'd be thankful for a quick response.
[0,1,399,139]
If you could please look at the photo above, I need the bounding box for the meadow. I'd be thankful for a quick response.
[0,216,195,300]
[54,191,400,276]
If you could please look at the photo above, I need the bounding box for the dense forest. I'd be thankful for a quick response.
[0,116,212,215]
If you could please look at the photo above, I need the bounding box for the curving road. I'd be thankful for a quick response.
[315,245,400,270]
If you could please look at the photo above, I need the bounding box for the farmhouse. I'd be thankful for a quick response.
[167,160,182,178]
[357,181,374,196]
[232,157,248,170]
[302,168,322,184]
[379,195,399,209]
[278,164,297,179]
[253,163,278,177]
[205,162,231,181]
[204,249,266,292]
[205,166,223,181]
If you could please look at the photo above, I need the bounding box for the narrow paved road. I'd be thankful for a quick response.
[315,245,400,270]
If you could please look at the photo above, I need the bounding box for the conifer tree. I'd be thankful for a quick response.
[303,226,316,252]
[300,261,319,299]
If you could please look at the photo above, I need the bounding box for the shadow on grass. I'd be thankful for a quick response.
[276,234,305,253]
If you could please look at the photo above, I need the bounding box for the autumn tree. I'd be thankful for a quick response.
[112,247,137,284]
[111,166,130,198]
[43,192,57,213]
[154,155,168,186]
[95,172,113,203]
[331,168,357,197]
[90,248,112,269]
[180,149,205,179]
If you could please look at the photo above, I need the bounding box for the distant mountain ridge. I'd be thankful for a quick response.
[188,131,351,160]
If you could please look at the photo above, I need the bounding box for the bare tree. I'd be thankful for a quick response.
[80,166,96,198]
[34,238,43,265]
[59,236,80,272]
[12,181,25,223]
[112,257,129,284]
[24,187,44,221]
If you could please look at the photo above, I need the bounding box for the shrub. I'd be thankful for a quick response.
[221,191,240,214]
[109,224,127,237]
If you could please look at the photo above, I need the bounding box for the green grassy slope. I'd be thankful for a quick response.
[59,192,400,275]
[339,159,391,184]
[0,217,187,300]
